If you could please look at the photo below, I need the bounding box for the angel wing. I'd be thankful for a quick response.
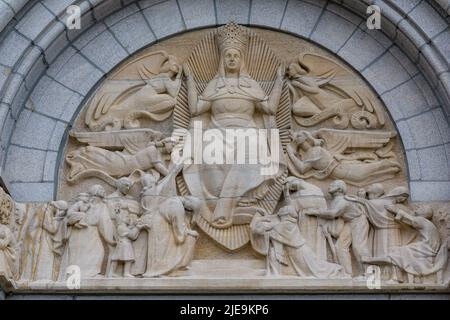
[313,128,396,156]
[84,51,175,130]
[70,128,164,154]
[298,53,385,126]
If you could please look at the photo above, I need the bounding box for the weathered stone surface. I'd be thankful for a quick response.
[178,0,216,28]
[142,0,185,39]
[0,65,11,93]
[326,2,362,26]
[388,0,421,13]
[281,0,323,38]
[381,78,430,120]
[410,181,450,201]
[405,149,421,180]
[249,0,286,28]
[72,23,108,50]
[46,46,78,78]
[395,20,427,62]
[50,52,104,96]
[29,75,84,122]
[78,30,129,72]
[338,28,386,71]
[48,121,68,151]
[406,111,444,148]
[419,44,449,85]
[0,1,14,33]
[432,108,450,144]
[388,46,419,77]
[362,52,411,94]
[1,73,22,107]
[396,120,415,150]
[408,1,448,39]
[380,14,398,40]
[92,0,123,21]
[2,0,28,13]
[433,30,450,66]
[9,82,29,120]
[417,145,450,181]
[41,0,75,16]
[109,11,154,54]
[0,31,30,67]
[4,146,47,182]
[15,2,55,40]
[36,20,68,63]
[43,151,58,181]
[311,11,357,53]
[438,72,450,114]
[10,110,57,150]
[0,107,15,147]
[216,0,250,24]
[15,46,42,80]
[413,74,440,108]
[9,182,54,202]
[104,3,140,26]
[66,3,96,41]
[138,0,166,9]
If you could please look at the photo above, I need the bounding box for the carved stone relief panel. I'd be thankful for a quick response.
[1,24,449,293]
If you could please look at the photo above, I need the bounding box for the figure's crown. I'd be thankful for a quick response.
[216,22,248,53]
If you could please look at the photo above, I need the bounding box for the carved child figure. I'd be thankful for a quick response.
[109,211,141,278]
[67,193,90,229]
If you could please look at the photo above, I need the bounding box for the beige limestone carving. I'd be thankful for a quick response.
[250,204,343,278]
[286,53,384,129]
[0,189,17,281]
[304,180,371,277]
[66,129,173,186]
[176,22,289,251]
[2,24,450,293]
[286,129,401,186]
[64,185,115,279]
[363,205,449,284]
[85,51,182,131]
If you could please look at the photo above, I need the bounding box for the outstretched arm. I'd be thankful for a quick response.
[306,200,346,219]
[258,66,284,115]
[387,206,421,229]
[291,77,320,94]
[184,64,211,116]
[165,71,182,97]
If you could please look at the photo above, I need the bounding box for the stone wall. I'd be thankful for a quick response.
[0,0,449,203]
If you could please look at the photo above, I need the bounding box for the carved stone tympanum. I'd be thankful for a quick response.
[1,24,449,293]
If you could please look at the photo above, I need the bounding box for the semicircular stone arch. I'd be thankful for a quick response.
[0,0,449,202]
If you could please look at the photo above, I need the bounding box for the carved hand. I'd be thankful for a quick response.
[277,65,284,80]
[304,208,319,216]
[187,229,199,237]
[183,64,192,80]
[385,204,397,214]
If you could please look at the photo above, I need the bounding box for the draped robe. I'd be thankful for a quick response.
[66,201,115,278]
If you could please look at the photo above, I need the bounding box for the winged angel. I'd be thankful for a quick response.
[286,53,385,129]
[84,51,182,131]
[286,129,401,186]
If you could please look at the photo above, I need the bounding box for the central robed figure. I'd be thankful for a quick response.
[179,23,288,249]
